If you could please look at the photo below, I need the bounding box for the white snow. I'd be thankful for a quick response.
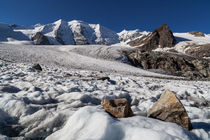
[46,106,197,140]
[174,33,210,45]
[0,44,209,139]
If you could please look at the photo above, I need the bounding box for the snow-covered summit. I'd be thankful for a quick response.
[118,29,149,44]
[0,19,120,45]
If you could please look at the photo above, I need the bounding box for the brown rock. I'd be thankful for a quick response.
[129,24,176,51]
[32,32,50,45]
[147,90,193,130]
[101,98,133,118]
[189,31,205,37]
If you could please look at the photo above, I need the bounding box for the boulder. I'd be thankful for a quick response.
[32,64,42,71]
[101,98,133,118]
[31,32,50,45]
[147,90,193,130]
[126,50,210,79]
[129,24,176,51]
[189,31,205,37]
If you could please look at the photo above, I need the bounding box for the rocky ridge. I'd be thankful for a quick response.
[126,50,210,80]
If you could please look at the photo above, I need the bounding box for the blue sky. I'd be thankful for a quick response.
[0,0,210,33]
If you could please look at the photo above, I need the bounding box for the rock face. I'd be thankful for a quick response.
[31,32,50,45]
[126,50,210,79]
[54,20,75,45]
[101,98,133,118]
[129,24,176,51]
[147,90,193,130]
[32,64,42,71]
[185,44,210,58]
[189,31,205,37]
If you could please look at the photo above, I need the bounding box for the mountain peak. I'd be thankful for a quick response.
[69,20,87,25]
[54,19,67,25]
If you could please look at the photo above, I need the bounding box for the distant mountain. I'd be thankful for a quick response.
[0,19,120,45]
[118,29,149,44]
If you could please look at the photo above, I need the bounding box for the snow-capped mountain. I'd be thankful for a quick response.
[1,20,210,47]
[0,19,120,45]
[0,23,30,42]
[118,29,149,43]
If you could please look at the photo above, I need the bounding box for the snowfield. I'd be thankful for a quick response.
[0,44,209,140]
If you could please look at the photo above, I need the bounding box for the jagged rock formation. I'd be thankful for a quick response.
[147,90,193,130]
[126,50,210,79]
[128,24,176,52]
[101,98,133,118]
[189,31,205,37]
[31,32,50,45]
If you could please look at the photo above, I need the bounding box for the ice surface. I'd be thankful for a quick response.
[0,57,209,139]
[0,44,209,139]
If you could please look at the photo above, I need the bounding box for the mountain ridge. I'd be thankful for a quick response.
[1,19,210,46]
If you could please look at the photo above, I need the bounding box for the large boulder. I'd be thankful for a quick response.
[189,31,205,37]
[101,98,133,118]
[129,24,176,51]
[126,50,210,79]
[147,90,193,130]
[31,32,50,45]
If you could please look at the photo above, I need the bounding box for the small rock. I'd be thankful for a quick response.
[32,64,42,71]
[96,76,110,81]
[147,90,193,130]
[101,98,133,118]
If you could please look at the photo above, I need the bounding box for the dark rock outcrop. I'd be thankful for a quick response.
[126,50,210,79]
[32,64,42,71]
[147,90,193,130]
[54,30,65,45]
[129,24,176,51]
[189,31,205,37]
[101,98,133,118]
[31,32,50,45]
[185,44,210,58]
